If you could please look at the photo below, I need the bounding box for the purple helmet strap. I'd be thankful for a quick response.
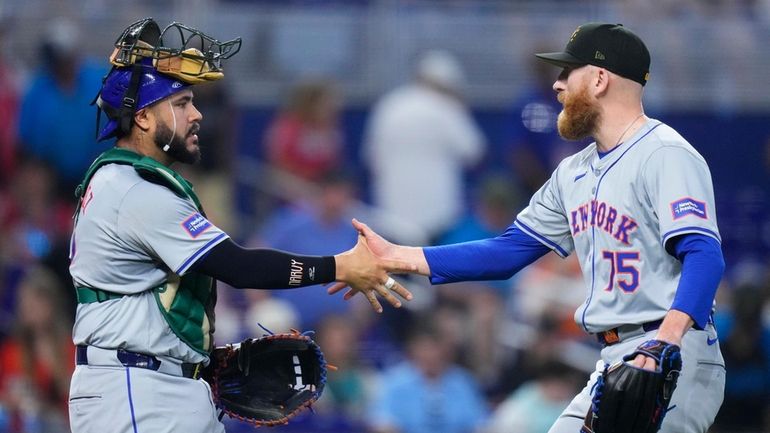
[118,63,144,135]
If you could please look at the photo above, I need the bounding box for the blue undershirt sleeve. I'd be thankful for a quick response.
[424,222,552,284]
[669,233,725,329]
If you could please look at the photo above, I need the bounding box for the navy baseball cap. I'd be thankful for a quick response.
[535,23,651,86]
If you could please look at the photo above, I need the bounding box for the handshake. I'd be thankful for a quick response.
[329,218,428,313]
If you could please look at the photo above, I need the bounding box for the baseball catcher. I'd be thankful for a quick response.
[581,340,682,433]
[68,16,412,433]
[204,329,330,427]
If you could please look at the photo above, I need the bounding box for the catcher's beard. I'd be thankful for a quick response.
[557,83,601,141]
[154,120,201,164]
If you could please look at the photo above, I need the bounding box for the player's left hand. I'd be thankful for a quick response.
[631,335,682,370]
[583,339,682,433]
[630,353,659,370]
[331,235,414,313]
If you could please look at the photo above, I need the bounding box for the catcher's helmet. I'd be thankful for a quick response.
[94,18,241,142]
[95,59,190,141]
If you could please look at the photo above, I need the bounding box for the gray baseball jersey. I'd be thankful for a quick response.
[515,118,720,332]
[69,163,228,363]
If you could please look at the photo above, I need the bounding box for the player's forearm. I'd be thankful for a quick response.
[655,309,694,346]
[192,238,335,289]
[393,245,431,276]
[423,224,550,284]
[669,233,725,329]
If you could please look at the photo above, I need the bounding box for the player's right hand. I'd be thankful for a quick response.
[331,235,414,313]
[350,218,397,259]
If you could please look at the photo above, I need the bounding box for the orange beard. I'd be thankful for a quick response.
[556,83,600,141]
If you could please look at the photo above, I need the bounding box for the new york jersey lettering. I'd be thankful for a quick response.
[570,200,638,245]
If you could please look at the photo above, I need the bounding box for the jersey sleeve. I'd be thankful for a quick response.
[117,182,230,276]
[514,168,574,257]
[642,146,721,247]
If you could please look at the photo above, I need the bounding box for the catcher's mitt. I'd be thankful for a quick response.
[582,339,682,433]
[204,330,329,427]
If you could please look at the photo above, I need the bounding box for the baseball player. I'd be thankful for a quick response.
[67,18,412,433]
[333,23,725,433]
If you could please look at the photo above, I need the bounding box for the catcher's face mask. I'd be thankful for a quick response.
[94,17,241,141]
[110,19,241,84]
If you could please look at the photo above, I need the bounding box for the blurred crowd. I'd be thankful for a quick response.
[0,13,769,433]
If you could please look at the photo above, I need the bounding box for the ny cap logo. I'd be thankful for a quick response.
[594,51,605,60]
[570,26,581,42]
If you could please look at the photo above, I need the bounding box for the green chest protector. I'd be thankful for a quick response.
[74,148,217,355]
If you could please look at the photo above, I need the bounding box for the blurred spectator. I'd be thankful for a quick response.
[712,282,770,432]
[429,175,558,390]
[494,308,595,403]
[174,81,241,234]
[505,52,582,196]
[248,169,363,328]
[193,80,238,173]
[0,266,74,433]
[367,314,488,433]
[17,18,107,197]
[0,21,19,187]
[438,172,524,299]
[0,157,75,326]
[311,313,376,429]
[440,172,523,245]
[485,358,583,433]
[363,50,486,243]
[513,253,585,330]
[263,79,344,183]
[243,289,300,337]
[428,299,504,391]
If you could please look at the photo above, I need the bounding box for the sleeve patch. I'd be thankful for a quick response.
[670,197,707,220]
[181,212,212,238]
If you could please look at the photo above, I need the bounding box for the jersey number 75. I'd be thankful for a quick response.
[602,250,640,293]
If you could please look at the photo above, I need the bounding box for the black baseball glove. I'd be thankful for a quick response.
[581,339,682,433]
[204,330,329,427]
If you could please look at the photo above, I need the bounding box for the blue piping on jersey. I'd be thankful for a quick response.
[581,122,663,333]
[662,226,721,244]
[574,172,587,182]
[126,367,139,433]
[176,233,228,275]
[515,220,569,257]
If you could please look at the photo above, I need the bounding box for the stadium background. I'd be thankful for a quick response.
[0,1,768,432]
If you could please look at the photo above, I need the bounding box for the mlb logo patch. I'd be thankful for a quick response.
[671,197,707,220]
[182,212,212,238]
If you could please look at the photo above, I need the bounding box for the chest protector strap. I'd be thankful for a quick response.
[75,148,216,355]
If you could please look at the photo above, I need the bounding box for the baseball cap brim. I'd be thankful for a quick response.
[535,51,586,68]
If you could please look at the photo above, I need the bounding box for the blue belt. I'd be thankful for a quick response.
[596,314,713,346]
[76,345,202,379]
[596,320,663,346]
